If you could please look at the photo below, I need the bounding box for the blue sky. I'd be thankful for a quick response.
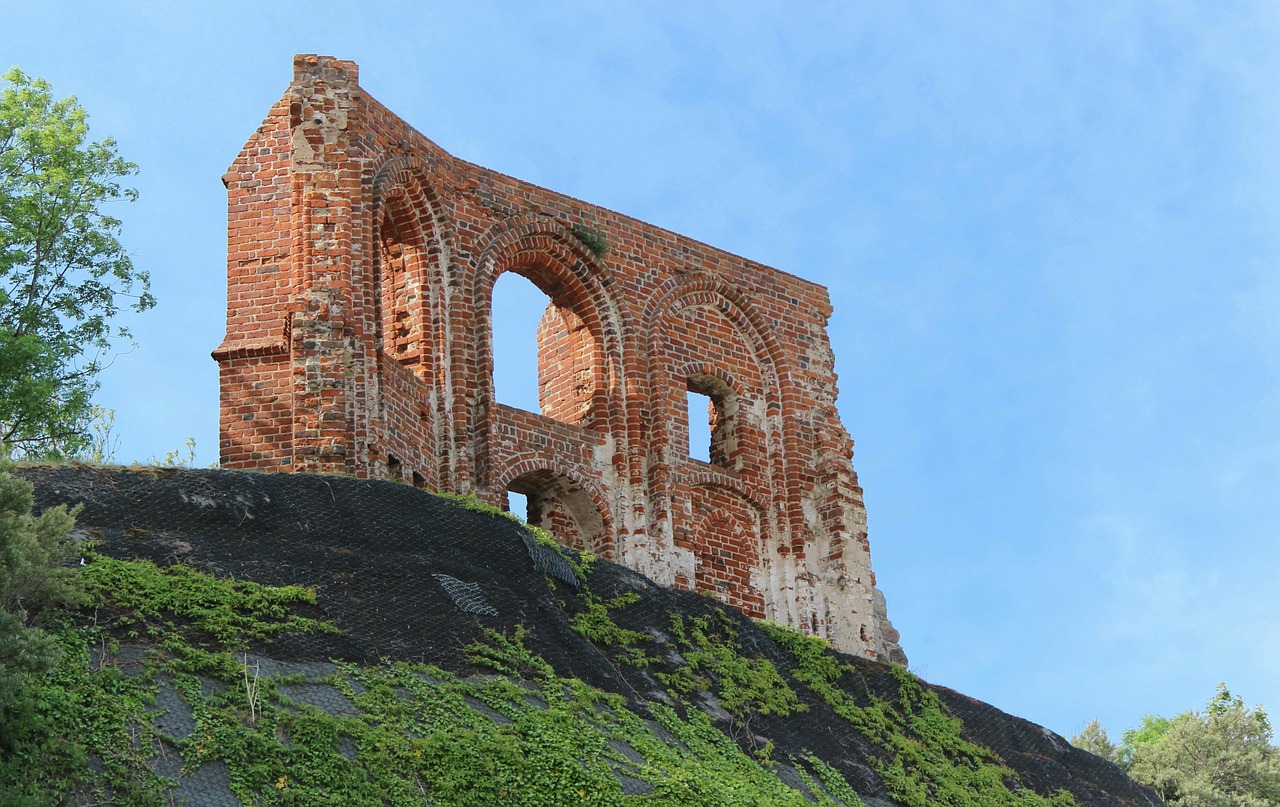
[4,1,1277,741]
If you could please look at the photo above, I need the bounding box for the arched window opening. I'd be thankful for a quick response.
[492,270,600,427]
[686,374,738,469]
[506,470,610,558]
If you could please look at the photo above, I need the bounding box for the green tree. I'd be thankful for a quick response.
[1070,718,1118,764]
[0,460,82,673]
[0,460,84,768]
[1118,713,1174,769]
[1125,686,1280,806]
[1,67,153,458]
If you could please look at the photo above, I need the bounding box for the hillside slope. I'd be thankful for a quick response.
[14,465,1160,806]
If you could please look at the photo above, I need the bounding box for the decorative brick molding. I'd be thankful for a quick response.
[215,55,903,662]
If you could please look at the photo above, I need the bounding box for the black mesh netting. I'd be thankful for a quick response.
[19,465,1162,807]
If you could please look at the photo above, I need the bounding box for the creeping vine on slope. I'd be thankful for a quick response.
[1,554,336,802]
[8,552,867,805]
[424,490,1072,806]
[760,621,1078,807]
[660,612,806,727]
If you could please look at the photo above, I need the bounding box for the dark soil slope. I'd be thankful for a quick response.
[19,465,1160,806]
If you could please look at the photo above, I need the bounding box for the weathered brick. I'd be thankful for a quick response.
[213,54,901,661]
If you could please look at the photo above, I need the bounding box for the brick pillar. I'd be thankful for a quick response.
[285,56,367,474]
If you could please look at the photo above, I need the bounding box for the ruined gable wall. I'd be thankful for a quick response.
[213,96,296,471]
[214,55,897,660]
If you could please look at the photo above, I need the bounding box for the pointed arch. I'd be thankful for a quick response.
[370,155,453,373]
[686,482,766,616]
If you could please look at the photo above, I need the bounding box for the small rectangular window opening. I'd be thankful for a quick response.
[687,390,713,463]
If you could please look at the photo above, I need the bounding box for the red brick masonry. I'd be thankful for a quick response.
[214,55,901,660]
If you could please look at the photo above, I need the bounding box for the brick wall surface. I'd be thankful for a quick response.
[214,55,903,661]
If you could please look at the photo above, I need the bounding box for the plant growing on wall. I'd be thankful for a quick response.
[571,222,609,257]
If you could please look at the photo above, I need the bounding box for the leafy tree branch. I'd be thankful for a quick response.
[0,67,153,457]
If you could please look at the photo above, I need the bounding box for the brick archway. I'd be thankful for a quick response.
[687,483,765,617]
[642,278,789,530]
[369,158,452,368]
[467,217,633,492]
[492,456,615,558]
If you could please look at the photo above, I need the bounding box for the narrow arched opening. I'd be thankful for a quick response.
[375,207,426,366]
[691,483,764,617]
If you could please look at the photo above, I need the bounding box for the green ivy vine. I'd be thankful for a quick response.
[759,622,1077,807]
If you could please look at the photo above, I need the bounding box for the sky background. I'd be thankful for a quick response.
[3,1,1277,742]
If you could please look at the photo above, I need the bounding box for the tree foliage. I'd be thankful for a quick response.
[0,67,153,457]
[0,460,85,769]
[1118,713,1174,769]
[1070,718,1118,764]
[1076,688,1280,806]
[0,460,83,674]
[1127,686,1280,806]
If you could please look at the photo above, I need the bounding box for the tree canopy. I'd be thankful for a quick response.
[0,67,152,457]
[1070,718,1118,765]
[1073,687,1280,806]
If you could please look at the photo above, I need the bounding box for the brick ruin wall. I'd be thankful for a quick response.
[213,55,903,662]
